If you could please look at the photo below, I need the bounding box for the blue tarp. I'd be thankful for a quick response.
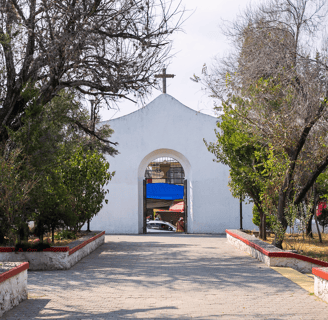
[146,183,184,200]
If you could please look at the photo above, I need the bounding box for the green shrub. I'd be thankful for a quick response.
[54,230,77,240]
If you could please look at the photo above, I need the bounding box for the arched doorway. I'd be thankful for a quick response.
[138,149,192,234]
[144,157,186,233]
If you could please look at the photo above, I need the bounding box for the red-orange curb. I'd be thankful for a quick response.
[0,262,29,284]
[0,247,15,252]
[43,247,69,252]
[0,231,105,255]
[312,267,328,281]
[68,231,105,255]
[226,229,328,268]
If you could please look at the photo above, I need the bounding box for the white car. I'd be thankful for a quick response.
[146,220,176,233]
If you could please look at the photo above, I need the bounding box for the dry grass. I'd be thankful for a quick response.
[1,231,83,247]
[28,232,84,246]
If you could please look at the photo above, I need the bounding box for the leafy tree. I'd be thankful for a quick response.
[0,0,185,147]
[205,102,279,240]
[31,146,113,241]
[316,171,328,202]
[0,148,37,244]
[198,0,328,248]
[314,171,328,233]
[60,146,114,232]
[10,90,118,162]
[31,165,72,243]
[7,91,114,241]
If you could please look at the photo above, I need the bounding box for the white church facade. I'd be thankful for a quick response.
[89,94,254,234]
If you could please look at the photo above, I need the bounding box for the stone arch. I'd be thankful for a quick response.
[137,149,193,233]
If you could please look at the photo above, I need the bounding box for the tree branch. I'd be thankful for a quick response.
[73,119,118,146]
[294,154,328,205]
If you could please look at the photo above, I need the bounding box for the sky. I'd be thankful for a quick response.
[98,0,254,121]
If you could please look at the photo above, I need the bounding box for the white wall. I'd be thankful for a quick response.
[0,267,27,317]
[89,94,254,233]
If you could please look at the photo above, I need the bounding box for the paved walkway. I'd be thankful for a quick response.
[3,234,328,319]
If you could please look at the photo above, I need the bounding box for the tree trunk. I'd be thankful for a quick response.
[52,226,55,244]
[314,211,323,243]
[273,191,288,249]
[262,213,267,241]
[0,230,4,245]
[259,211,263,239]
[257,206,267,240]
[306,212,314,238]
[313,184,322,243]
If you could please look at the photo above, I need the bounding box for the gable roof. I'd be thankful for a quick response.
[100,94,217,125]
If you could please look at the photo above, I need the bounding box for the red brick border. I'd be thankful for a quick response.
[68,231,105,255]
[0,262,29,284]
[43,247,69,252]
[226,229,328,268]
[0,246,69,252]
[313,267,328,281]
[0,247,14,252]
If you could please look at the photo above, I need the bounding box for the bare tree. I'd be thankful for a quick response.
[200,0,328,247]
[0,0,185,146]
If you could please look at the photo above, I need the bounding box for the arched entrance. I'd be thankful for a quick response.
[144,157,186,233]
[138,149,192,234]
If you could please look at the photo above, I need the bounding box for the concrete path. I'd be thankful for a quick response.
[3,234,328,319]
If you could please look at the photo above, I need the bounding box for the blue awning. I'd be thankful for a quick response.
[146,183,184,200]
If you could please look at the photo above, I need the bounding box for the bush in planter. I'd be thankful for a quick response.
[54,230,77,240]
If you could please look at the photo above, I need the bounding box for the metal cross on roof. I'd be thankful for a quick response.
[155,68,175,94]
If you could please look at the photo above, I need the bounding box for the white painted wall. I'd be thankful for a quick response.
[314,271,328,303]
[0,266,27,317]
[89,94,254,233]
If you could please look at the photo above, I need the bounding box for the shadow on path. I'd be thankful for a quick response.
[3,234,327,319]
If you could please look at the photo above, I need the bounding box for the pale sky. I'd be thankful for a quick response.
[98,0,254,121]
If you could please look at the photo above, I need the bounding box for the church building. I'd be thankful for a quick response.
[89,93,254,234]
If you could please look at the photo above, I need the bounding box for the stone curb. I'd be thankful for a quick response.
[0,231,105,270]
[313,267,328,303]
[227,229,328,302]
[0,231,105,253]
[0,262,29,284]
[226,229,328,271]
[313,267,328,281]
[68,231,105,255]
[0,246,69,253]
[0,262,29,317]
